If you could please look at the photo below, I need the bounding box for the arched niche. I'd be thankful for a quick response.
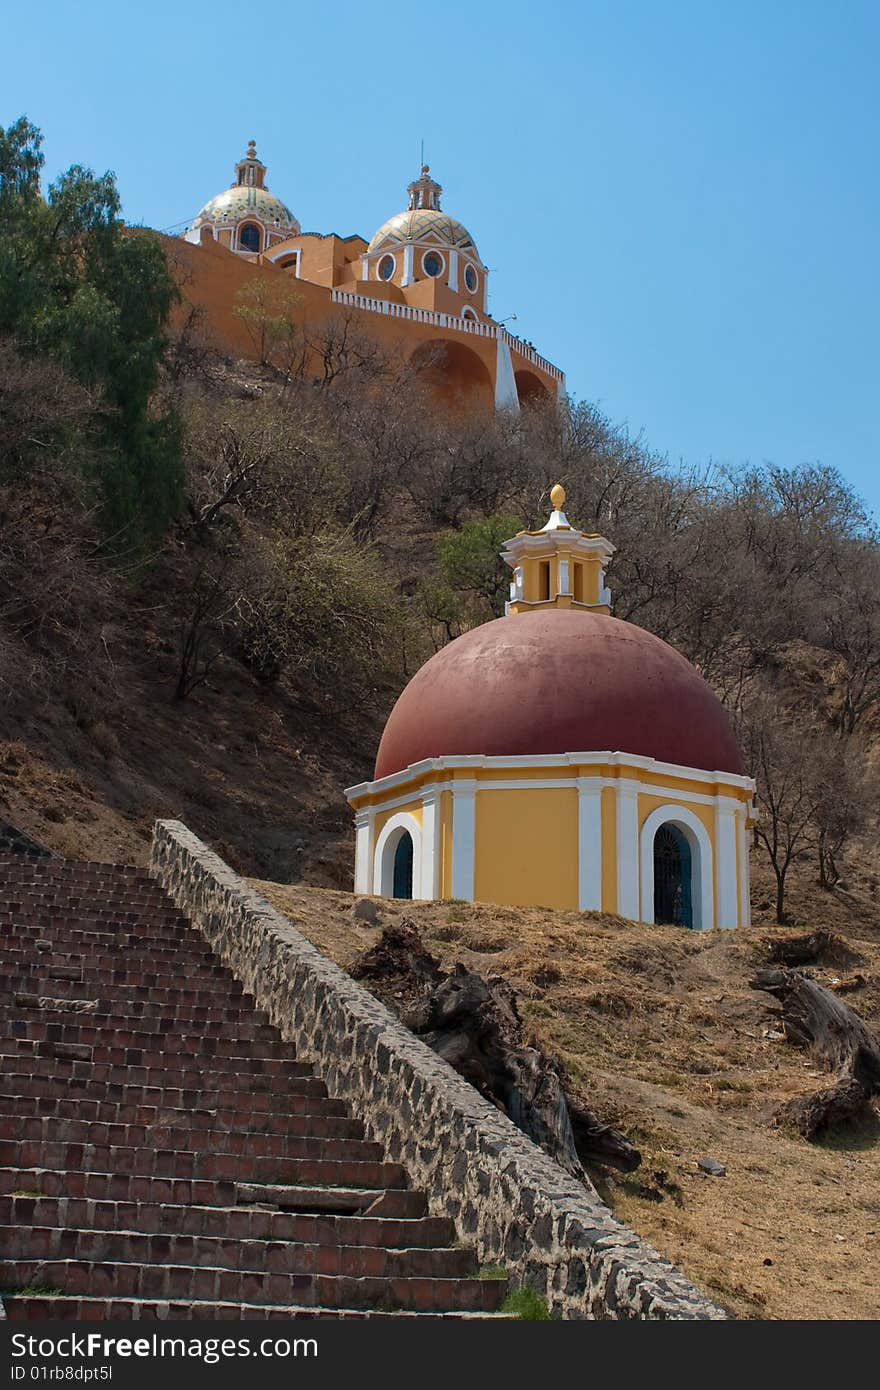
[373,812,423,899]
[639,804,714,930]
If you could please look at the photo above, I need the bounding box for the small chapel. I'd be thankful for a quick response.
[346,489,756,928]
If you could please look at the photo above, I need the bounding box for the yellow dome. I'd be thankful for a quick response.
[368,207,478,256]
[193,184,300,236]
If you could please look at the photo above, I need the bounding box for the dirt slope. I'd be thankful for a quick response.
[255,873,880,1321]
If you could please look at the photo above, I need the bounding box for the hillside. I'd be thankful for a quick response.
[254,874,880,1321]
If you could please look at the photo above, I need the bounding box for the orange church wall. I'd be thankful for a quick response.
[164,234,560,406]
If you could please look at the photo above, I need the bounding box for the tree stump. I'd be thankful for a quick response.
[752,966,880,1138]
[353,921,640,1177]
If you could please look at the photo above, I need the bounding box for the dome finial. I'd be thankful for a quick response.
[550,482,566,510]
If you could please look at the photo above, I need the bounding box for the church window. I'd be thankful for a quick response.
[239,223,261,253]
[378,254,396,281]
[653,825,693,928]
[464,264,478,293]
[539,560,551,602]
[423,251,444,278]
[392,832,414,900]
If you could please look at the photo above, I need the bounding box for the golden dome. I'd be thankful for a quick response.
[367,207,478,256]
[193,184,300,235]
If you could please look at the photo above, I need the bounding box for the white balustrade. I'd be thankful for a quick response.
[329,289,564,381]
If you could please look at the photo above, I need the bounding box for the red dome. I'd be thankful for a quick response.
[375,610,743,779]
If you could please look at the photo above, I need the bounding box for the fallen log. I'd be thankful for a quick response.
[353,921,640,1177]
[752,966,880,1138]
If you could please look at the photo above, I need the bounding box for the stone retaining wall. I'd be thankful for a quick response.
[149,819,724,1320]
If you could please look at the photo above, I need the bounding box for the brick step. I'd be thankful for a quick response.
[0,1117,383,1164]
[0,899,188,919]
[0,934,233,967]
[0,1141,408,1189]
[0,1260,508,1312]
[2,965,248,1001]
[1,951,244,983]
[10,995,270,1027]
[1,1072,345,1117]
[1,1295,508,1321]
[0,900,187,920]
[3,1010,281,1047]
[0,1169,419,1213]
[0,1095,360,1138]
[2,1226,477,1279]
[236,1185,426,1217]
[2,1041,307,1077]
[0,1195,455,1248]
[3,922,202,950]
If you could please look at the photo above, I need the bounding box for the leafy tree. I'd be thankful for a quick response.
[0,116,182,546]
[436,513,521,620]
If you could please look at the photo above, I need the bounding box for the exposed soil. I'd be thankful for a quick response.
[254,867,880,1321]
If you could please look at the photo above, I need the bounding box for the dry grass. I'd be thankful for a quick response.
[254,870,880,1321]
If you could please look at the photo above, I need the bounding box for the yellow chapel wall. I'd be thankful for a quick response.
[473,787,579,910]
[372,801,423,842]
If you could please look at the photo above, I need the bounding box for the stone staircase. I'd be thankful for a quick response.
[0,857,509,1319]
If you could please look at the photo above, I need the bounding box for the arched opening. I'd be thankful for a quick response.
[652,824,693,927]
[373,812,423,899]
[640,804,713,930]
[410,338,494,409]
[392,832,414,899]
[515,370,550,407]
[239,223,261,253]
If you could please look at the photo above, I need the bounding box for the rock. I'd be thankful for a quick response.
[697,1157,727,1177]
[352,897,380,925]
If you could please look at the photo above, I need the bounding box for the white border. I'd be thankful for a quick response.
[346,750,756,804]
[373,812,423,899]
[639,803,715,930]
[463,261,479,294]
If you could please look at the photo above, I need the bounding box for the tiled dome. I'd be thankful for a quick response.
[368,207,477,255]
[193,184,300,236]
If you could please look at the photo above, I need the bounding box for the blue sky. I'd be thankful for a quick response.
[6,1,878,517]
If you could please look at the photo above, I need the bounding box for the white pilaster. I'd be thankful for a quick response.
[715,798,739,929]
[361,255,369,280]
[448,248,459,292]
[450,779,477,900]
[402,244,415,286]
[616,780,641,920]
[354,809,375,895]
[558,557,570,596]
[577,777,603,912]
[420,791,441,900]
[495,334,519,411]
[737,808,751,928]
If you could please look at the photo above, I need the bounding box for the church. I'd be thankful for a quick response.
[174,142,563,410]
[346,489,755,929]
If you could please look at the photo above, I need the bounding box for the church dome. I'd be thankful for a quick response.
[367,165,479,258]
[193,184,299,235]
[374,609,743,780]
[190,140,300,242]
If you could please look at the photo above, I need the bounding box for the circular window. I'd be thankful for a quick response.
[378,254,395,281]
[423,251,444,278]
[464,264,478,293]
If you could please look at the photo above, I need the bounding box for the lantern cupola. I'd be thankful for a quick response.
[502,484,615,616]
